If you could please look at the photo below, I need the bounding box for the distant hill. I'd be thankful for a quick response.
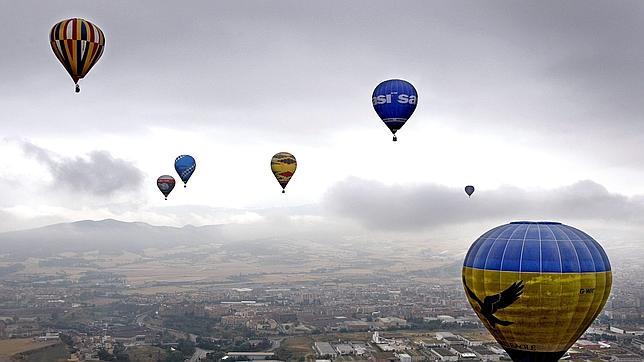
[0,219,223,259]
[428,259,463,278]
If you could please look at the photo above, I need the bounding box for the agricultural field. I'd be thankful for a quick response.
[16,343,69,362]
[275,336,316,360]
[126,345,168,362]
[0,339,60,357]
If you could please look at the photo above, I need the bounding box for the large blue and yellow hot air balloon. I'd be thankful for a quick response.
[463,221,611,362]
[372,79,417,141]
[50,18,105,93]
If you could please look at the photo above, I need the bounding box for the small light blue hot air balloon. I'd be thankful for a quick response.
[174,155,196,188]
[372,79,418,141]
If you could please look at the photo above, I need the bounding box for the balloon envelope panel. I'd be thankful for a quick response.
[462,222,611,362]
[372,79,417,134]
[270,152,297,189]
[174,155,196,184]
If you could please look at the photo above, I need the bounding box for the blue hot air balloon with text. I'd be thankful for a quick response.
[174,155,196,188]
[372,79,418,141]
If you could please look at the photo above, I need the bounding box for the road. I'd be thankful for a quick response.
[187,347,212,362]
[269,337,285,351]
[135,311,150,326]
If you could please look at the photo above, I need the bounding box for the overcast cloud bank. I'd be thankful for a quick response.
[324,177,644,231]
[2,1,644,241]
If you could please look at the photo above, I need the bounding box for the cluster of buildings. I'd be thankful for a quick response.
[0,260,643,360]
[148,279,480,338]
[314,341,371,358]
[309,328,644,361]
[309,331,508,361]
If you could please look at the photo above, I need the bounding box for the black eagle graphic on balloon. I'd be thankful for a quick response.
[463,277,524,328]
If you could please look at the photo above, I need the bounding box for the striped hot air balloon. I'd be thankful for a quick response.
[270,152,297,193]
[50,18,105,93]
[462,221,611,362]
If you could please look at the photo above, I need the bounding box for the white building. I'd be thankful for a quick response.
[437,315,456,324]
[450,345,477,359]
[334,343,354,355]
[372,331,381,343]
[314,342,338,358]
[431,347,458,361]
[457,335,484,346]
[37,332,60,341]
[435,332,456,340]
[610,326,644,335]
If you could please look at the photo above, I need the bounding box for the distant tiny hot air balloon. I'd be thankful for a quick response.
[463,222,611,362]
[271,152,296,193]
[50,18,105,93]
[157,175,176,200]
[465,185,475,198]
[372,79,418,141]
[174,155,196,188]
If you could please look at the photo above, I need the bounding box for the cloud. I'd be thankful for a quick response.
[2,1,644,241]
[324,177,644,231]
[0,207,65,233]
[20,141,143,197]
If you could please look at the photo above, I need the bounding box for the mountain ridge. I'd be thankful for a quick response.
[0,218,225,259]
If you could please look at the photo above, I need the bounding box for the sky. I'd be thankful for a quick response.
[1,1,644,245]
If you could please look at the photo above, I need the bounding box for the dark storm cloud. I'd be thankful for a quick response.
[21,141,143,196]
[324,177,644,231]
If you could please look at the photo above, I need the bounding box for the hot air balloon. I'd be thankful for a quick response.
[157,175,176,200]
[372,79,418,141]
[465,185,475,198]
[50,18,105,93]
[174,155,196,188]
[462,221,611,362]
[271,152,296,193]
